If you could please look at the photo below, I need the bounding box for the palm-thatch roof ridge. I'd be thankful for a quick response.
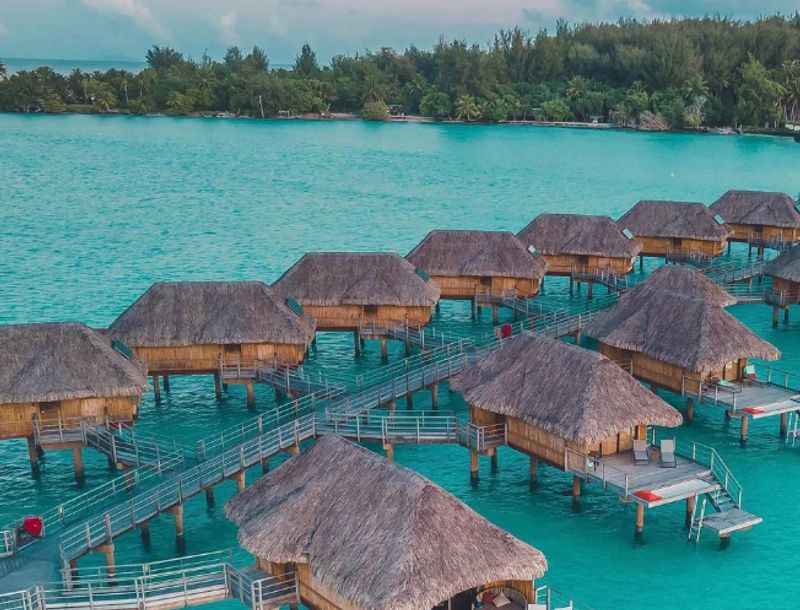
[710,190,800,228]
[765,245,800,283]
[226,435,546,610]
[517,214,642,258]
[627,265,737,307]
[108,281,316,347]
[584,271,779,373]
[406,230,547,279]
[450,335,682,443]
[272,252,441,307]
[618,200,731,241]
[0,323,148,404]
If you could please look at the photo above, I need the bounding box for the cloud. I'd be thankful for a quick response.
[218,11,239,45]
[81,0,169,40]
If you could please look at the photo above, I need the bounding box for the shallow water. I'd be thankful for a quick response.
[1,114,799,609]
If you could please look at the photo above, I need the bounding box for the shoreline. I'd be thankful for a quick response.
[2,107,797,139]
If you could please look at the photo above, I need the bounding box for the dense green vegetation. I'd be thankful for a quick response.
[2,16,800,129]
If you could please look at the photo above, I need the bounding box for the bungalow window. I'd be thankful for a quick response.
[39,401,60,418]
[672,238,683,249]
[224,344,241,354]
[364,305,379,316]
[479,276,492,287]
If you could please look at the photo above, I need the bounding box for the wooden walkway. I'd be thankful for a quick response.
[0,551,296,610]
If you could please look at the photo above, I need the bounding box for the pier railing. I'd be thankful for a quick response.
[0,550,295,610]
[755,363,800,393]
[59,415,318,562]
[681,439,742,509]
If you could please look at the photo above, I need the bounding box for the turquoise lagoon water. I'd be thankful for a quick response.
[1,114,799,609]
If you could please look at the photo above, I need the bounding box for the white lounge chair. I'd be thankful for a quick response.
[660,439,677,468]
[554,604,573,610]
[633,439,649,465]
[527,605,547,610]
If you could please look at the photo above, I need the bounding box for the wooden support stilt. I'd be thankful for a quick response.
[686,398,694,423]
[245,382,255,408]
[232,471,246,493]
[213,373,222,400]
[404,340,411,356]
[650,383,658,394]
[98,543,116,580]
[387,400,396,413]
[772,306,780,328]
[205,487,215,508]
[785,308,790,325]
[139,521,151,546]
[470,450,479,483]
[587,282,594,301]
[685,496,696,528]
[529,455,538,488]
[384,443,394,464]
[780,412,789,437]
[223,383,229,393]
[429,384,438,409]
[727,241,731,255]
[26,436,40,475]
[491,305,499,324]
[353,330,362,357]
[152,375,161,401]
[286,444,300,456]
[572,475,581,499]
[380,338,388,363]
[635,503,645,537]
[169,504,184,538]
[471,297,478,321]
[406,393,413,410]
[569,276,574,295]
[261,457,270,475]
[435,301,441,314]
[740,416,750,445]
[162,375,170,392]
[490,449,498,473]
[639,255,644,272]
[72,446,85,482]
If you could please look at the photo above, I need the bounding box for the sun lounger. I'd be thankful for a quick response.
[633,439,649,464]
[660,439,677,468]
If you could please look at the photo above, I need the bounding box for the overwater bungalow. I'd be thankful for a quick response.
[764,245,800,325]
[710,190,800,252]
[449,335,723,538]
[516,213,641,296]
[584,266,783,442]
[0,323,147,477]
[406,230,547,319]
[226,435,554,610]
[617,200,731,264]
[272,252,440,356]
[108,281,316,405]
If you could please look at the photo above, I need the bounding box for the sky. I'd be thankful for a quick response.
[0,0,798,65]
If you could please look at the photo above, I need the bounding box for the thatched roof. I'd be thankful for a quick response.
[0,323,147,404]
[618,200,731,241]
[108,281,316,347]
[765,245,800,283]
[450,336,681,443]
[517,214,641,259]
[711,190,800,229]
[631,265,737,307]
[406,230,547,279]
[272,252,441,307]
[584,270,780,373]
[226,436,546,610]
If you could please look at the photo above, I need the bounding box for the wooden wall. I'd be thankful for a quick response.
[0,395,139,440]
[302,304,434,331]
[133,341,307,373]
[540,254,634,276]
[772,277,800,304]
[471,406,634,470]
[598,342,746,394]
[635,235,726,257]
[431,275,541,299]
[727,223,799,244]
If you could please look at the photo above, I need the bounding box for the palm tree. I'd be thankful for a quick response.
[455,94,479,121]
[780,60,800,124]
[0,60,6,80]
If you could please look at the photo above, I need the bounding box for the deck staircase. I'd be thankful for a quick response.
[680,440,762,543]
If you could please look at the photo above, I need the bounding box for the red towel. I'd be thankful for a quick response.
[634,490,662,502]
[742,407,765,415]
[22,516,43,538]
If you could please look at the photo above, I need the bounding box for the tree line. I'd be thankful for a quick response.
[1,15,800,130]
